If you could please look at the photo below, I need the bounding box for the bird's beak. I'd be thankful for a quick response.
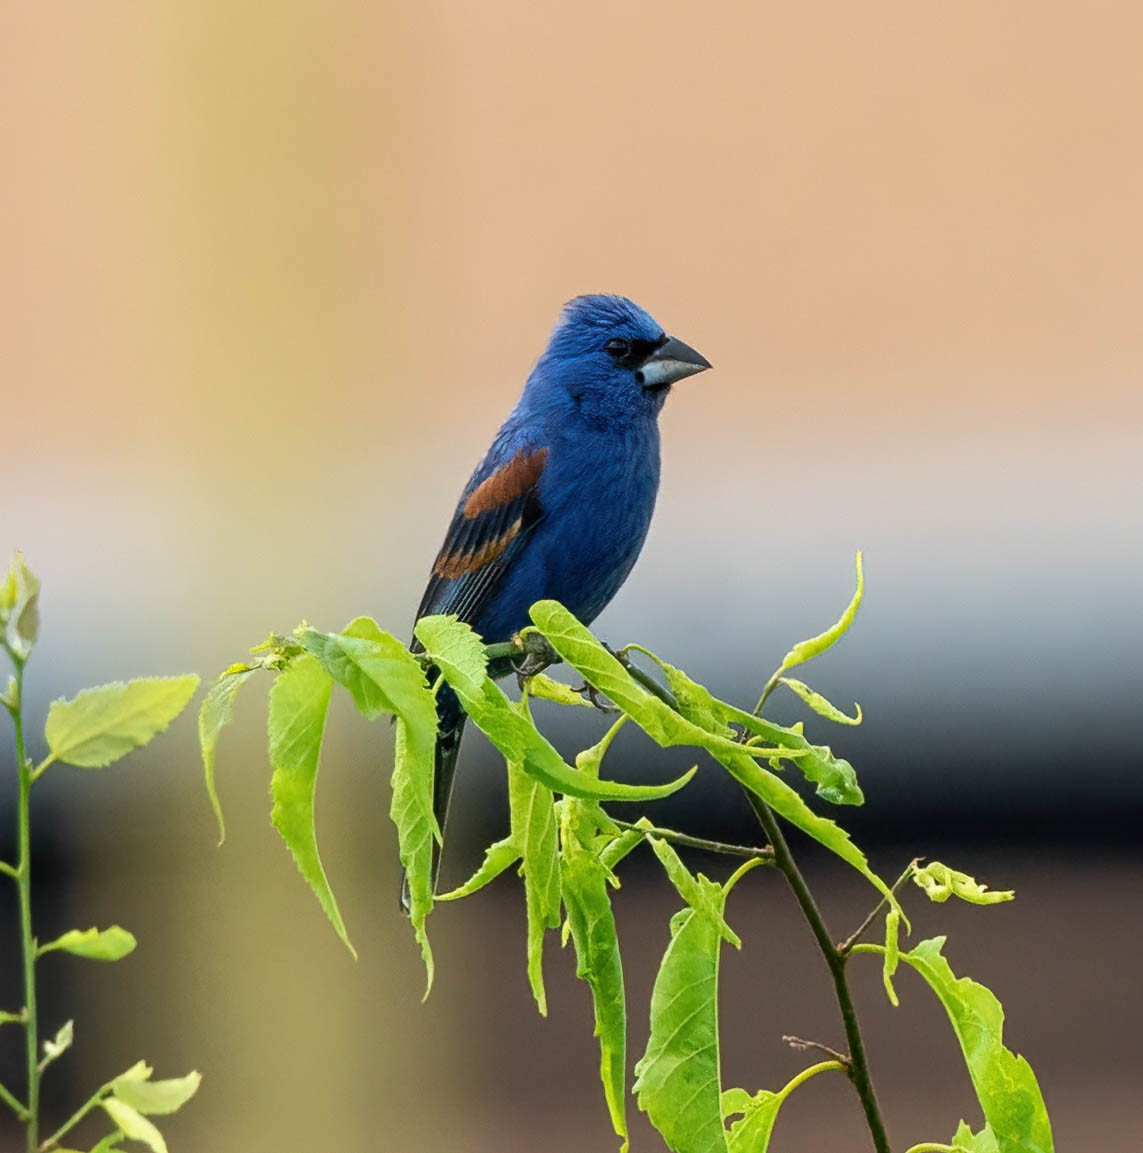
[636,336,712,390]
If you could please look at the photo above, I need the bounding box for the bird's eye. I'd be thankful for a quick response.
[605,337,631,361]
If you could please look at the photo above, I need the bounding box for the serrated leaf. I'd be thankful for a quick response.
[508,729,561,1015]
[417,615,696,803]
[529,603,898,918]
[634,869,745,1153]
[299,618,438,989]
[39,926,137,962]
[778,678,862,726]
[562,837,629,1152]
[198,664,257,843]
[267,654,355,958]
[46,677,200,769]
[646,836,739,948]
[641,651,860,805]
[102,1098,167,1153]
[914,862,1014,906]
[773,551,863,675]
[112,1069,201,1116]
[436,837,520,900]
[412,614,488,697]
[898,938,1053,1153]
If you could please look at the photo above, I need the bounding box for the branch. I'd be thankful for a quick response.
[38,1080,113,1152]
[746,794,891,1153]
[838,858,922,956]
[609,818,774,863]
[0,1080,28,1121]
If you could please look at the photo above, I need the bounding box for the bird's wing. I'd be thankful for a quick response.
[414,445,549,629]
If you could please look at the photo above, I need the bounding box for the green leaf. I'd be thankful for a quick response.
[508,721,561,1015]
[898,938,1053,1153]
[882,908,901,1007]
[778,678,862,726]
[633,865,755,1153]
[416,616,696,803]
[267,654,355,958]
[89,1136,127,1153]
[721,1061,844,1153]
[914,862,1014,906]
[651,655,862,806]
[198,664,257,844]
[101,1099,167,1153]
[772,551,864,676]
[111,1066,201,1116]
[412,614,489,697]
[952,1120,1001,1152]
[300,618,440,988]
[645,836,740,948]
[46,677,200,769]
[436,837,519,901]
[562,836,629,1152]
[2,552,40,660]
[39,926,137,962]
[526,672,596,708]
[529,603,898,916]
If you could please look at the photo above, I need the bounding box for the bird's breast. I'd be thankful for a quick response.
[533,422,661,623]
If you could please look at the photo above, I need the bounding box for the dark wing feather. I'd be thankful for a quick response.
[413,446,548,632]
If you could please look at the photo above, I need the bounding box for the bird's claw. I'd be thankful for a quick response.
[573,683,618,713]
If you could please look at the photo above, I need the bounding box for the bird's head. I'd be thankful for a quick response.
[530,294,711,424]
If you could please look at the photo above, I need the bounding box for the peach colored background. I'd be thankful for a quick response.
[3,4,1141,1151]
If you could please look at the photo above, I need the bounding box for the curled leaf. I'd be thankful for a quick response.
[914,862,1014,906]
[778,678,862,726]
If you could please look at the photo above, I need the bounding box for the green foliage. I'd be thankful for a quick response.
[888,938,1052,1153]
[39,927,137,962]
[2,553,200,1153]
[914,862,1015,906]
[45,677,199,769]
[267,654,352,957]
[201,552,1053,1153]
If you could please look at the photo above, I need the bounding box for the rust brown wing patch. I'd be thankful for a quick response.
[463,448,549,519]
[433,517,523,579]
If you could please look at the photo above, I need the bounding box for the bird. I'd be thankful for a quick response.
[406,294,710,905]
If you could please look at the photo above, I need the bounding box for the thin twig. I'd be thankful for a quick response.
[783,1035,850,1066]
[609,818,774,863]
[38,1081,113,1152]
[837,858,922,956]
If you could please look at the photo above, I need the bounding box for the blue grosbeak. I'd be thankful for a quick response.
[407,294,710,901]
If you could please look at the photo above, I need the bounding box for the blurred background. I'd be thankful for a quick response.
[2,1,1141,1149]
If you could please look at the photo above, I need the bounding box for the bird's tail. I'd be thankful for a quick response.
[400,683,466,912]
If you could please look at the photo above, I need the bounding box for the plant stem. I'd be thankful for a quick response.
[39,1080,113,1152]
[837,858,921,956]
[0,1079,28,1121]
[11,661,40,1152]
[745,793,890,1153]
[608,818,774,862]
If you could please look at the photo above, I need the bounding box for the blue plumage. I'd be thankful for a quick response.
[406,294,710,901]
